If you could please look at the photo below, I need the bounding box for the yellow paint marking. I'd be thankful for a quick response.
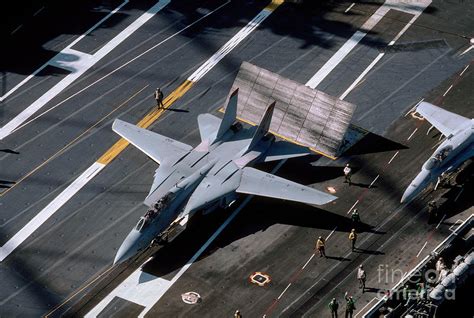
[0,85,148,197]
[97,80,194,165]
[266,0,284,12]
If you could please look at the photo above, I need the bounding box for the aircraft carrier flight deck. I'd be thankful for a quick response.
[0,0,473,317]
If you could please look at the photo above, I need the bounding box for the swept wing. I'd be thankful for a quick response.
[112,119,192,165]
[417,102,470,136]
[236,167,336,205]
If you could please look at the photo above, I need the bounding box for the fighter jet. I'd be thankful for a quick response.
[401,102,474,203]
[112,89,337,264]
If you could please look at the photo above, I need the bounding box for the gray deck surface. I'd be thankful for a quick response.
[0,0,473,317]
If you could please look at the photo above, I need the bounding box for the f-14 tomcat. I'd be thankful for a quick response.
[401,102,474,203]
[112,89,337,264]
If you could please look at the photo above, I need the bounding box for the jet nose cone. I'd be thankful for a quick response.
[114,231,145,265]
[401,185,416,204]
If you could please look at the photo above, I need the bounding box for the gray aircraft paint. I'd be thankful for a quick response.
[112,90,337,264]
[401,102,474,203]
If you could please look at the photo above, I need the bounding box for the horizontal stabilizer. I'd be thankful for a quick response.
[263,141,311,162]
[197,113,221,142]
[112,119,192,165]
[417,102,470,136]
[236,167,336,206]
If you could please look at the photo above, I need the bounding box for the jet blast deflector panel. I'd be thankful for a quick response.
[227,62,356,158]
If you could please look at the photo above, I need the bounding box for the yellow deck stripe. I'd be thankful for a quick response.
[266,0,284,12]
[97,80,194,165]
[97,0,285,166]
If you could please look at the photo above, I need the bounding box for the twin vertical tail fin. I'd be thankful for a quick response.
[246,101,275,151]
[214,88,239,142]
[197,88,239,145]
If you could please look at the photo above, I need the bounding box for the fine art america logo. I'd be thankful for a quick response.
[376,264,456,300]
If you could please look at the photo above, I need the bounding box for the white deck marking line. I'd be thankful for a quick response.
[0,162,105,262]
[345,3,355,13]
[0,0,170,140]
[460,45,474,56]
[305,0,433,89]
[271,226,338,305]
[306,30,371,89]
[1,0,128,102]
[278,283,292,300]
[387,151,399,164]
[460,64,470,76]
[454,188,464,202]
[369,174,380,188]
[187,6,273,82]
[416,241,428,257]
[326,226,337,241]
[436,214,446,229]
[340,52,385,99]
[449,219,463,232]
[407,128,418,141]
[11,1,231,136]
[301,254,316,270]
[363,216,473,316]
[443,84,453,96]
[347,200,359,214]
[354,297,378,318]
[10,24,23,35]
[87,160,288,318]
[0,0,272,262]
[33,6,45,16]
[339,0,432,99]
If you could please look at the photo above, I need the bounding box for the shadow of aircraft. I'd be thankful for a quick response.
[141,196,379,277]
[344,131,408,156]
[0,149,20,154]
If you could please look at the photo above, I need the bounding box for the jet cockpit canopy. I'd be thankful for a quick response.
[424,145,453,170]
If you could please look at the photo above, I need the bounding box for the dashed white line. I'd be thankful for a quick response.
[460,45,474,56]
[33,6,45,16]
[326,226,338,241]
[436,214,446,229]
[345,3,355,13]
[454,188,464,202]
[369,175,380,188]
[416,241,428,258]
[407,128,418,141]
[442,84,453,97]
[10,24,23,35]
[347,200,359,214]
[278,283,292,300]
[301,254,316,270]
[460,64,470,76]
[387,151,399,164]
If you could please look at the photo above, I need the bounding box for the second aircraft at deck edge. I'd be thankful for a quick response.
[401,102,474,203]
